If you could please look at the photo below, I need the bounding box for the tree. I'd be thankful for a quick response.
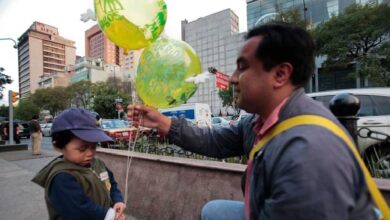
[14,98,40,121]
[313,4,390,86]
[32,87,71,116]
[218,84,240,115]
[0,67,13,99]
[67,81,94,109]
[92,80,131,119]
[0,104,8,117]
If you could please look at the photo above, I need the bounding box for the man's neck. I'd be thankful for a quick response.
[257,87,295,120]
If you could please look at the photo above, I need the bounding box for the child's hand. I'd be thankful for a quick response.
[113,202,126,220]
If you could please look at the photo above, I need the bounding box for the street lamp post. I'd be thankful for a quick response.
[302,0,308,29]
[0,38,18,49]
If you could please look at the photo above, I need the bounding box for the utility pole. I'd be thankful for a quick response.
[302,0,308,30]
[8,90,14,144]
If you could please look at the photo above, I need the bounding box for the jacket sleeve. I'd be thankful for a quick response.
[49,172,109,220]
[107,166,124,204]
[166,118,247,158]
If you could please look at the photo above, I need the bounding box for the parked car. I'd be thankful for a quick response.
[18,122,30,139]
[308,88,390,177]
[211,117,230,127]
[41,123,53,137]
[100,119,151,148]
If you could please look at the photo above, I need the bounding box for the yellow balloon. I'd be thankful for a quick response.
[135,38,202,108]
[94,0,167,51]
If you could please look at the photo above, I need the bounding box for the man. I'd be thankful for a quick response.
[29,115,42,155]
[2,121,21,144]
[128,23,375,219]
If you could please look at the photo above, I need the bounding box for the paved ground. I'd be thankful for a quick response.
[0,146,59,220]
[0,138,138,220]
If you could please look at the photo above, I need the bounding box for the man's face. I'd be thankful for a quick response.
[57,137,97,166]
[230,36,275,113]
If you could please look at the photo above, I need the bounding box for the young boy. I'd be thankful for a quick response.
[32,108,126,220]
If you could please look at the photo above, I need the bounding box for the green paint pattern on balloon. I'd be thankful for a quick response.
[94,0,167,50]
[135,39,201,108]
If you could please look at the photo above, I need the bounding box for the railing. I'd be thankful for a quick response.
[360,128,390,178]
[101,134,246,164]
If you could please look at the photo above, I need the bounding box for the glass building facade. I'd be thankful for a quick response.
[246,0,388,91]
[246,0,376,29]
[181,9,245,115]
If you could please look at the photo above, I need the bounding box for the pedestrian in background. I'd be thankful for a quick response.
[29,115,42,155]
[128,23,377,219]
[32,108,126,220]
[2,121,21,144]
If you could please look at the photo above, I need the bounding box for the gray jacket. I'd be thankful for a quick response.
[167,88,375,220]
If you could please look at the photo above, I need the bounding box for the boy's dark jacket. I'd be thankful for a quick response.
[32,156,112,220]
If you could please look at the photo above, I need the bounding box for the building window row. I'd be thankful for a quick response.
[43,41,65,49]
[43,51,65,59]
[43,57,65,65]
[43,47,65,55]
[44,65,64,73]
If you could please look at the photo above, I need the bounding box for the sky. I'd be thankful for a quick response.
[0,0,247,105]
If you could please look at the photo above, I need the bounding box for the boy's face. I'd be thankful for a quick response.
[57,137,97,166]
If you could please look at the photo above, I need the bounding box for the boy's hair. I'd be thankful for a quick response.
[52,130,75,149]
[245,23,315,87]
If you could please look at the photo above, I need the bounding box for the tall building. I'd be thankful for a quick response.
[246,0,381,29]
[85,24,142,84]
[120,50,142,82]
[246,0,389,92]
[17,21,76,98]
[181,9,245,115]
[85,24,121,66]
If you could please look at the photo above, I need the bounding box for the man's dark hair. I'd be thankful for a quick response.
[52,130,75,149]
[245,23,315,86]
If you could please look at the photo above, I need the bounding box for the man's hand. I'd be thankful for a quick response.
[113,202,126,220]
[127,104,172,135]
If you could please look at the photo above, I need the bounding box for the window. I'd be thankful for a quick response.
[312,95,333,108]
[372,96,390,115]
[356,95,375,117]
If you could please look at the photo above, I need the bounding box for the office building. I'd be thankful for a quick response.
[246,0,384,29]
[85,24,142,83]
[17,21,76,98]
[85,24,121,66]
[70,57,108,84]
[181,9,245,115]
[120,50,142,82]
[246,0,389,91]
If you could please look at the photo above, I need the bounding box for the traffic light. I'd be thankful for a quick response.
[12,91,19,103]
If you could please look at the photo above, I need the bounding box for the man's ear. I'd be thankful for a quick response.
[273,62,293,88]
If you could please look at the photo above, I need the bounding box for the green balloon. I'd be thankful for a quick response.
[135,38,202,108]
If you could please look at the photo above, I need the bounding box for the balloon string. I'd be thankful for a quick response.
[124,102,143,205]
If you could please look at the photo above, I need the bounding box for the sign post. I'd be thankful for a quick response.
[115,97,123,119]
[215,71,230,90]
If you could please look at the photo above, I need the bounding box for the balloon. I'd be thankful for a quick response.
[135,38,202,108]
[94,0,167,51]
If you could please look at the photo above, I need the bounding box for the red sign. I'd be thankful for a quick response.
[215,71,230,90]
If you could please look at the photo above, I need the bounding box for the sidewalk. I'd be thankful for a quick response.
[0,149,59,219]
[0,148,138,220]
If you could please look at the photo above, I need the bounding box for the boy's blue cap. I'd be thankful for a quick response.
[51,108,112,143]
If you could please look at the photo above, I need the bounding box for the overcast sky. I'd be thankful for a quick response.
[0,0,247,105]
